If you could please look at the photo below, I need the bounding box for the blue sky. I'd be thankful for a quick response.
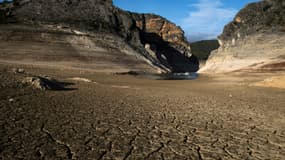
[113,0,260,42]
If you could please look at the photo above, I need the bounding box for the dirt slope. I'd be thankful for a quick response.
[0,0,197,73]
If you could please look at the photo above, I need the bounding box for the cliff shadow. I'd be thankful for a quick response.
[140,32,199,73]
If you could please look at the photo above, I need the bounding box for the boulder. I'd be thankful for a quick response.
[23,76,64,90]
[12,68,25,74]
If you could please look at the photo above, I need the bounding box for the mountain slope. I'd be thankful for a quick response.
[190,40,219,61]
[0,0,197,73]
[200,0,285,73]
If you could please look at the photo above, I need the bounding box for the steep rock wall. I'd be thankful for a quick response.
[200,0,285,73]
[131,13,198,72]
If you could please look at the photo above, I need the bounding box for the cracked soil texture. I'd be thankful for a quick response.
[0,63,285,160]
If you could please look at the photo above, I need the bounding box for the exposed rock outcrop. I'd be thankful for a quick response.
[132,14,191,56]
[131,14,198,72]
[0,0,196,73]
[200,0,285,73]
[23,76,65,90]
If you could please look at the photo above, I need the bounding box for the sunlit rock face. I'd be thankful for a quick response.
[0,0,197,73]
[133,14,191,56]
[131,13,198,72]
[200,0,285,73]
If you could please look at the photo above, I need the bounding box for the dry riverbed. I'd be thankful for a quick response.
[0,63,284,159]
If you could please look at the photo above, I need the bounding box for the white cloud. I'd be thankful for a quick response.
[181,0,237,42]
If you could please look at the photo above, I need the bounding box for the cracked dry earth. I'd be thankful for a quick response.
[0,64,285,160]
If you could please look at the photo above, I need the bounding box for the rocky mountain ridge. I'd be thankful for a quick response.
[0,0,197,73]
[201,0,285,73]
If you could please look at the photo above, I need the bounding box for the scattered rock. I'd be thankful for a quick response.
[23,76,64,90]
[12,68,25,74]
[68,77,92,83]
[8,98,14,102]
[145,44,151,49]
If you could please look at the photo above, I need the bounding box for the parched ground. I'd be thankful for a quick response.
[0,63,284,160]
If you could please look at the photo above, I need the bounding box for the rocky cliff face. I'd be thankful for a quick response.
[131,13,198,72]
[132,14,191,55]
[200,0,285,73]
[0,0,196,73]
